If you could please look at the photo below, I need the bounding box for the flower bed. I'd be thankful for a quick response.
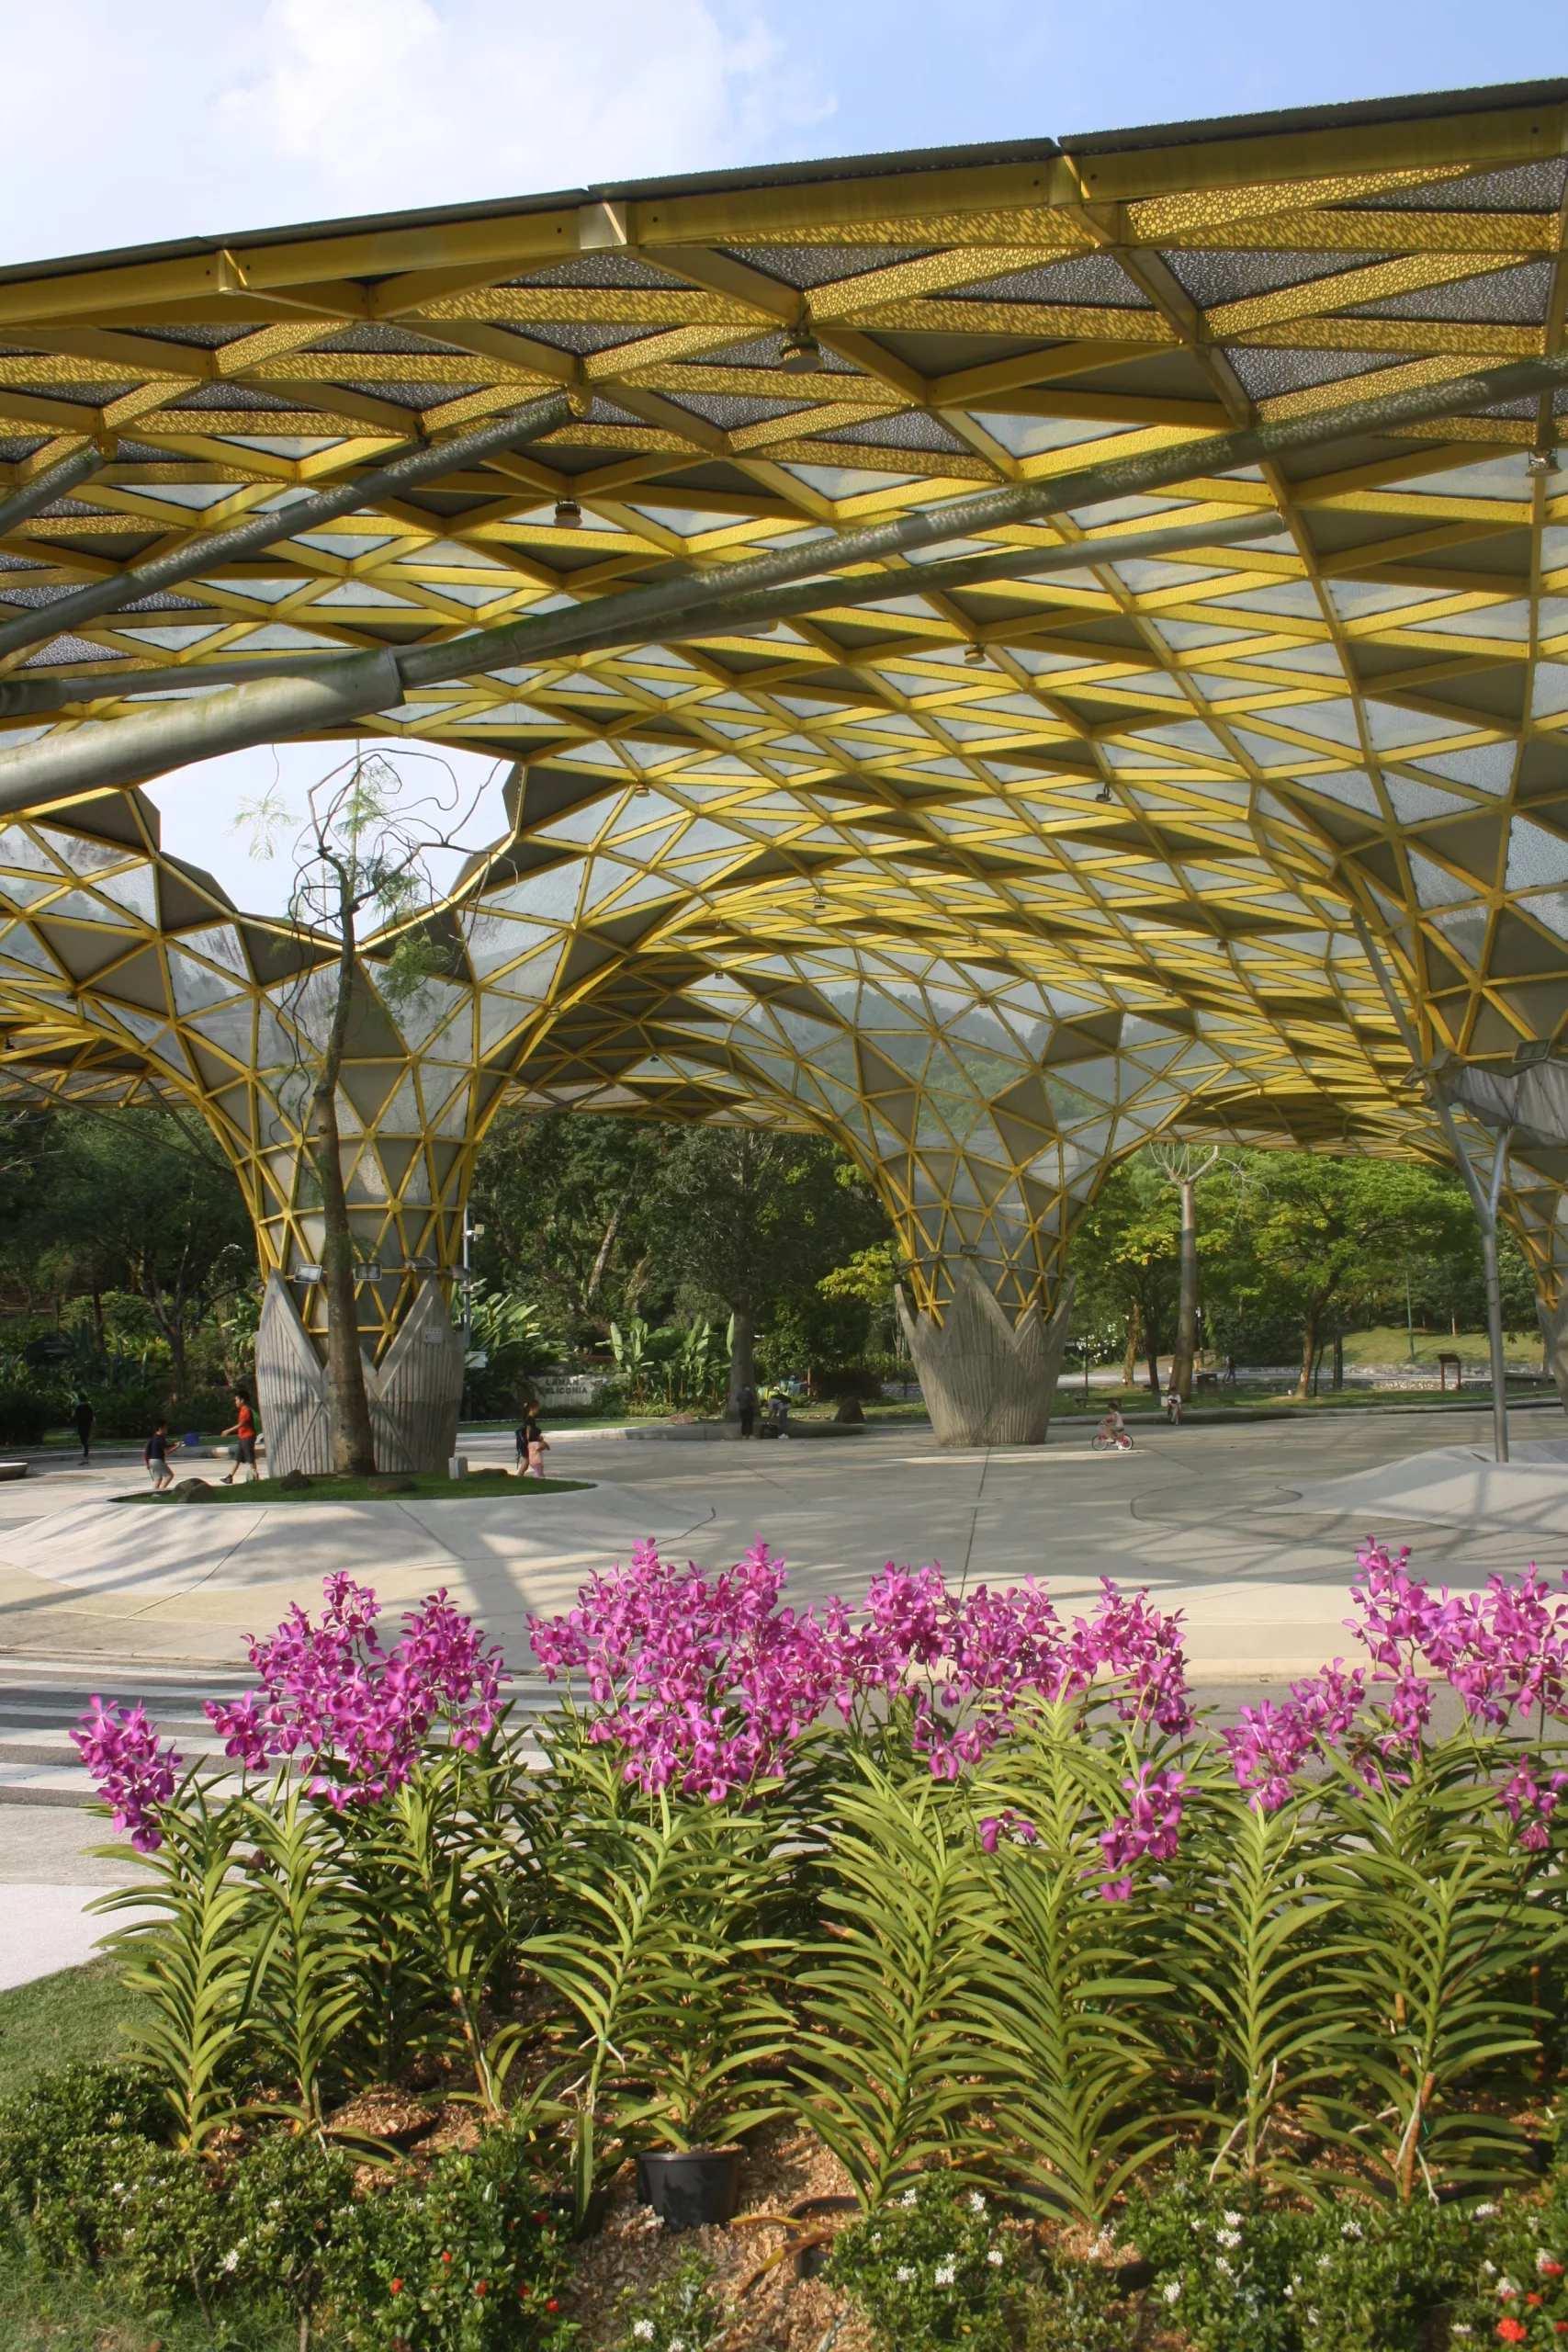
[27,1535,1568,2348]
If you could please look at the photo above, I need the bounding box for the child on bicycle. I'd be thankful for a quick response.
[1098,1404,1131,1451]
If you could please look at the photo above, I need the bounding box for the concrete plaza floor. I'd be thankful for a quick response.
[0,1398,1563,1986]
[0,1402,1561,1682]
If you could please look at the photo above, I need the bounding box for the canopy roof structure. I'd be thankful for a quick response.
[6,77,1568,1388]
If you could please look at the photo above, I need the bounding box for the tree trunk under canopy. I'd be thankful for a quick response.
[726,1304,756,1422]
[1170,1177,1201,1401]
[1122,1301,1140,1390]
[312,888,377,1476]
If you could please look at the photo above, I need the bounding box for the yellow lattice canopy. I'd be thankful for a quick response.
[3,77,1568,1340]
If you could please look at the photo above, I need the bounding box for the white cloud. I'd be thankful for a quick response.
[0,0,834,266]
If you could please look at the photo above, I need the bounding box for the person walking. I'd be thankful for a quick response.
[523,1403,548,1479]
[1165,1383,1183,1426]
[738,1380,756,1440]
[70,1390,94,1465]
[143,1419,174,1492]
[220,1391,258,1484]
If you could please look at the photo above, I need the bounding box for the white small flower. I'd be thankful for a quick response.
[1163,2282,1181,2306]
[1283,2284,1295,2301]
[986,2250,1004,2268]
[1476,2205,1499,2220]
[1483,2261,1497,2277]
[968,2191,987,2216]
[1499,2278,1523,2300]
[668,2339,685,2352]
[870,2233,882,2248]
[901,2188,919,2208]
[221,2250,240,2274]
[934,2265,956,2287]
[1340,2220,1363,2241]
[896,2266,916,2284]
[1216,2228,1242,2250]
[1222,2211,1243,2227]
[1306,2312,1320,2329]
[1452,2328,1473,2339]
[632,2326,654,2344]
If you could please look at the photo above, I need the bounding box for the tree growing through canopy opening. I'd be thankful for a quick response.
[239,752,479,1475]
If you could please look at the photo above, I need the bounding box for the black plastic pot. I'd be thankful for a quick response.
[547,2184,613,2241]
[636,2145,743,2230]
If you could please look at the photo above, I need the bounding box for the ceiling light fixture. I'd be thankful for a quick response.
[779,331,821,374]
[554,498,583,527]
[964,643,987,666]
[1529,449,1556,478]
[1095,783,1115,804]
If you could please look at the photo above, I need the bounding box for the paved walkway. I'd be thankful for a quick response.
[0,1402,1561,1990]
[0,1408,1560,1680]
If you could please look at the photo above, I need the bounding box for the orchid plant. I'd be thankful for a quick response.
[72,1535,1568,2206]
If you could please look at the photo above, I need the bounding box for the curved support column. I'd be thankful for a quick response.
[256,1272,464,1476]
[898,1263,1075,1447]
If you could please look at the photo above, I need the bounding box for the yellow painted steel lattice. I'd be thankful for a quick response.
[0,80,1566,1321]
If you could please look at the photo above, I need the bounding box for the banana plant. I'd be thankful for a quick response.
[789,1756,1008,2210]
[92,1778,265,2152]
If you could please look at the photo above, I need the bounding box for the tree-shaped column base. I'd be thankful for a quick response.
[1540,1286,1568,1419]
[897,1262,1076,1448]
[254,1273,466,1477]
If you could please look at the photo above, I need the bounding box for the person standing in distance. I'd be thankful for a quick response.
[71,1390,94,1465]
[737,1381,756,1440]
[220,1391,258,1484]
[143,1419,174,1492]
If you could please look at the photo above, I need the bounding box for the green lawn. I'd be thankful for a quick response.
[0,1954,146,2102]
[128,1468,591,1505]
[1340,1322,1543,1369]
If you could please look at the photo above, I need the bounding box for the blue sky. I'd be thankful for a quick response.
[5,0,1563,908]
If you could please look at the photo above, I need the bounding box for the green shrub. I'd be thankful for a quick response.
[1123,2159,1475,2352]
[330,2129,574,2352]
[1448,2177,1568,2344]
[0,1371,67,1445]
[824,2178,1021,2352]
[605,2247,723,2352]
[1021,2254,1128,2352]
[0,2063,165,2267]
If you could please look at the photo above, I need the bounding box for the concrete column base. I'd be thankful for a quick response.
[254,1273,466,1476]
[1538,1285,1568,1418]
[897,1261,1076,1448]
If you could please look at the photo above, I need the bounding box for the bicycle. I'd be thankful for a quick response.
[1090,1429,1134,1452]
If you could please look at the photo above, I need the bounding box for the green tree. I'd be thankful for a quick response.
[28,1105,254,1394]
[469,1109,674,1341]
[1069,1159,1179,1394]
[1215,1154,1476,1396]
[239,750,474,1475]
[648,1127,889,1416]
